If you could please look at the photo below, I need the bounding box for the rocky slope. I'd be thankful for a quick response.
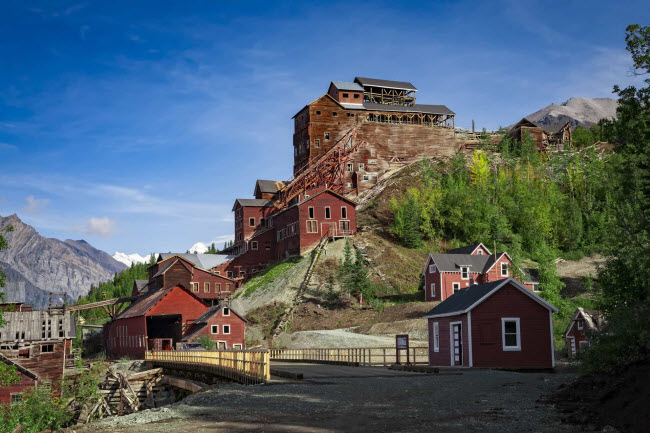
[524,97,618,129]
[0,213,127,306]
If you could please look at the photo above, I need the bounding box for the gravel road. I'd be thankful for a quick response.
[73,364,580,433]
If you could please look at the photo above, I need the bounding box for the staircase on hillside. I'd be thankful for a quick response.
[271,236,330,341]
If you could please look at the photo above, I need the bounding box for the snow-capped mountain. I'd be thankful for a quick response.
[188,242,209,254]
[112,252,152,267]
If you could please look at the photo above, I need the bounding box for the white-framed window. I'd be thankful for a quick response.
[204,282,210,293]
[11,393,23,405]
[325,132,330,140]
[216,283,221,292]
[432,322,439,352]
[358,163,365,171]
[308,207,314,219]
[532,284,540,292]
[223,307,230,316]
[233,344,243,349]
[346,163,353,172]
[429,264,436,273]
[307,220,318,233]
[577,319,583,330]
[251,241,258,250]
[341,206,347,219]
[315,139,320,148]
[223,325,231,335]
[190,282,199,292]
[461,266,469,280]
[502,318,521,351]
[453,282,460,293]
[477,250,483,255]
[362,174,369,181]
[370,149,376,157]
[325,207,331,219]
[265,241,271,250]
[430,283,436,298]
[211,325,219,334]
[368,159,377,164]
[249,217,255,227]
[501,262,509,277]
[227,271,233,278]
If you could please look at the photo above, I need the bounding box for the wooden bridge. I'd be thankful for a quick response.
[269,346,429,366]
[145,349,271,385]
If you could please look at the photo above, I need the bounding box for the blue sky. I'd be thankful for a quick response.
[0,1,648,256]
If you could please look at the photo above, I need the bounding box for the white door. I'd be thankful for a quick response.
[451,323,463,366]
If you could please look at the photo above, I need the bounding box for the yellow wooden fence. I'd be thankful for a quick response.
[145,349,270,384]
[269,346,429,366]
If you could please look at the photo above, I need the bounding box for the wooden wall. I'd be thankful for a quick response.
[185,309,246,349]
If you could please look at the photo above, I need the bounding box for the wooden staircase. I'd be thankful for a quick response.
[271,236,329,341]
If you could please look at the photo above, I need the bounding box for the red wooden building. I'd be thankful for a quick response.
[564,307,605,359]
[180,305,247,350]
[424,278,557,369]
[421,243,538,302]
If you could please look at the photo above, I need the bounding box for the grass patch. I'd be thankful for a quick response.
[235,257,303,299]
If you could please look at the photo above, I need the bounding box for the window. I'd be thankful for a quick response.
[340,220,350,233]
[477,250,483,255]
[346,163,353,172]
[341,206,347,219]
[307,220,318,233]
[430,283,436,298]
[249,217,255,227]
[347,113,354,117]
[233,344,243,349]
[325,207,331,219]
[308,207,314,219]
[260,218,265,227]
[577,319,584,330]
[251,241,258,250]
[354,94,360,99]
[223,325,231,334]
[461,266,469,280]
[362,174,370,181]
[324,132,330,140]
[432,322,439,352]
[265,241,271,250]
[227,271,233,278]
[358,163,365,171]
[370,149,376,157]
[501,262,509,277]
[316,110,321,115]
[204,282,210,293]
[332,111,337,117]
[190,282,199,292]
[41,344,54,353]
[11,394,22,404]
[532,284,540,292]
[240,271,246,277]
[453,282,461,293]
[223,307,230,316]
[211,325,219,334]
[315,139,320,148]
[342,93,349,98]
[226,283,232,291]
[216,283,221,292]
[368,159,377,164]
[429,264,436,273]
[502,318,521,351]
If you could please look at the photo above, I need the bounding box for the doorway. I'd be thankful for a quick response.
[450,322,463,366]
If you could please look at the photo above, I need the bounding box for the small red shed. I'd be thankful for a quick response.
[180,305,247,349]
[424,278,557,369]
[564,307,605,359]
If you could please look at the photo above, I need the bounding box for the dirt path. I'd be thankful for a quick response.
[75,367,580,433]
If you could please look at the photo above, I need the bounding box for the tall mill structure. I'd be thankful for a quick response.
[292,77,457,193]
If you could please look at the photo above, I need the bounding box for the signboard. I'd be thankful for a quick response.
[396,334,409,349]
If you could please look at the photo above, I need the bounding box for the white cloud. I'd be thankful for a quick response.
[85,217,116,238]
[22,195,50,213]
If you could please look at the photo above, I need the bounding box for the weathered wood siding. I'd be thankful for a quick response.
[427,314,470,367]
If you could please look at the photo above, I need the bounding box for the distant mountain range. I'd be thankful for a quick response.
[112,252,152,267]
[0,214,127,307]
[522,97,618,129]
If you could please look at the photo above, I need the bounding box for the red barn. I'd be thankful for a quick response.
[180,305,247,349]
[104,285,209,359]
[421,243,537,302]
[424,278,557,369]
[564,308,605,359]
[232,198,274,253]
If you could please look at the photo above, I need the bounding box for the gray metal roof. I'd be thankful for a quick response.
[447,244,489,255]
[1,281,26,304]
[429,253,492,273]
[158,253,235,270]
[255,180,282,194]
[232,198,271,211]
[340,102,366,110]
[331,81,364,92]
[425,280,507,316]
[362,102,455,116]
[354,77,417,91]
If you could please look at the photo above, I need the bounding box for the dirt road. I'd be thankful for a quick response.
[74,364,579,433]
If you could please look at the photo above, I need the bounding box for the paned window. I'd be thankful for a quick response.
[502,318,521,351]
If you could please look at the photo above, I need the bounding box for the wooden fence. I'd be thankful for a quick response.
[269,346,429,366]
[145,349,270,384]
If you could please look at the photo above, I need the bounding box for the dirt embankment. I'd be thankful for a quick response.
[549,359,650,433]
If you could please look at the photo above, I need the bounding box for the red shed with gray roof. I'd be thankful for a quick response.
[424,278,557,369]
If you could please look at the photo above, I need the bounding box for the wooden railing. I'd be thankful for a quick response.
[145,349,270,384]
[269,346,429,366]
